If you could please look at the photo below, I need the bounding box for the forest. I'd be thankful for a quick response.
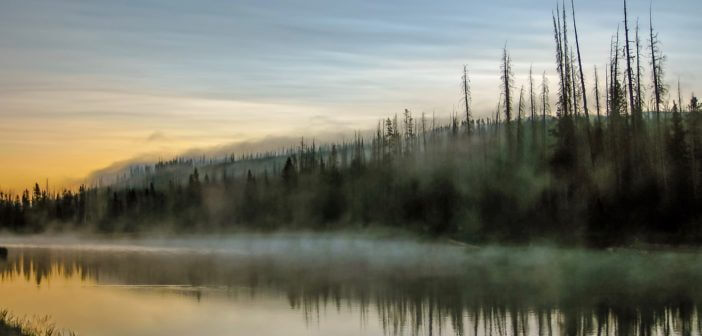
[1,1,700,246]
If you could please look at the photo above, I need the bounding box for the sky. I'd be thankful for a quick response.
[0,0,700,191]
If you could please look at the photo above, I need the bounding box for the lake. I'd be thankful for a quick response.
[0,235,701,336]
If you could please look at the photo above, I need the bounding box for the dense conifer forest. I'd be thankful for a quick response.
[1,1,701,245]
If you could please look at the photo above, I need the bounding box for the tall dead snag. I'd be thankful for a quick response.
[501,46,514,124]
[648,5,668,188]
[562,2,573,117]
[571,0,590,120]
[553,8,568,117]
[570,0,594,165]
[635,19,644,116]
[501,46,514,159]
[605,63,610,118]
[649,5,665,124]
[530,66,536,120]
[462,65,472,135]
[624,0,638,129]
[530,66,537,153]
[551,2,578,177]
[571,50,580,117]
[610,27,627,190]
[612,27,622,119]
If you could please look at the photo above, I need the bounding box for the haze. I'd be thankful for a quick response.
[1,0,700,191]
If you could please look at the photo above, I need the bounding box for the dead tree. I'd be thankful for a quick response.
[624,0,638,128]
[635,19,644,116]
[553,7,569,116]
[571,0,590,120]
[530,66,537,152]
[501,46,514,124]
[562,2,573,116]
[462,65,472,135]
[649,5,664,123]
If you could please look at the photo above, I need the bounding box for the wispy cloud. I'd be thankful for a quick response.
[0,0,701,190]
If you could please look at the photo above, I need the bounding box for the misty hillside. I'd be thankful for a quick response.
[1,1,702,247]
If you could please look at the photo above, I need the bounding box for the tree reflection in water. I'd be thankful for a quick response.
[0,243,701,336]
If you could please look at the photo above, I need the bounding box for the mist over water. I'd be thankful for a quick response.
[2,0,702,334]
[1,235,702,335]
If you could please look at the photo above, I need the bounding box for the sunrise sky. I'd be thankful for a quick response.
[1,0,700,191]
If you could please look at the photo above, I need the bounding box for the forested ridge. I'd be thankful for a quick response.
[1,1,701,245]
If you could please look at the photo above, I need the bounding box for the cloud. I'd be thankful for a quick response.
[2,0,702,191]
[84,128,365,187]
[146,131,168,142]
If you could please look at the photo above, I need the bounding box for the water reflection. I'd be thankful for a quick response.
[0,240,701,336]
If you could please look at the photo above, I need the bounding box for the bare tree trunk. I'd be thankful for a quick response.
[530,66,536,122]
[649,6,661,123]
[502,47,513,123]
[518,86,525,159]
[562,2,573,116]
[612,28,623,189]
[571,0,590,120]
[571,51,579,118]
[463,65,471,135]
[613,28,621,116]
[635,19,643,117]
[553,11,568,116]
[605,64,610,118]
[624,0,637,129]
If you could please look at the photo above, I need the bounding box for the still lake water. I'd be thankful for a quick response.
[1,235,702,336]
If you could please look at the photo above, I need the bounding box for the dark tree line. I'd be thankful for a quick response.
[1,1,701,245]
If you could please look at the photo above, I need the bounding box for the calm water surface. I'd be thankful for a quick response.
[1,236,702,336]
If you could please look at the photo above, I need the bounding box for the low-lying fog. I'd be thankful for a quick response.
[2,234,702,336]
